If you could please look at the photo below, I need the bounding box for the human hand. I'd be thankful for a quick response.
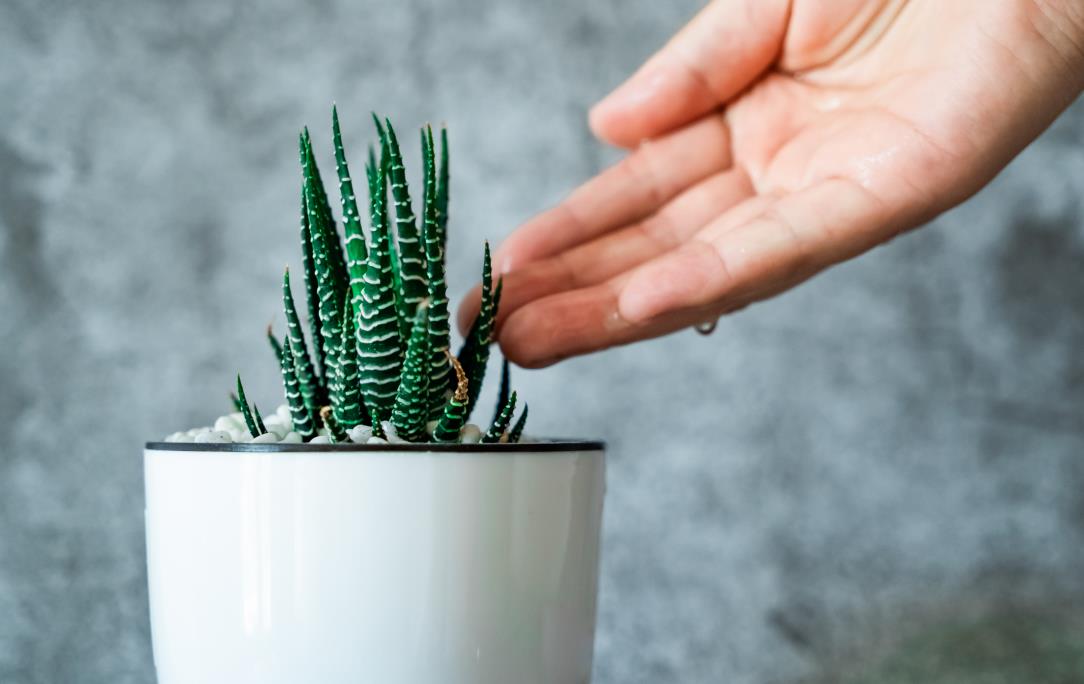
[458,0,1084,367]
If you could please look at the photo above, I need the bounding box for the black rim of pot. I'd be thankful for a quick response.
[145,439,605,453]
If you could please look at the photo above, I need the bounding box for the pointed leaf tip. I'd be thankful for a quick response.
[433,352,470,442]
[482,390,517,443]
[509,404,529,443]
[235,374,262,438]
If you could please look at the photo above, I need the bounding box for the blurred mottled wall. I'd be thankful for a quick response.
[1,1,1083,682]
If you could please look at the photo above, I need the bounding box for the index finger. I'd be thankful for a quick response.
[495,112,732,274]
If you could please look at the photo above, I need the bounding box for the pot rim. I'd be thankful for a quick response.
[145,438,605,453]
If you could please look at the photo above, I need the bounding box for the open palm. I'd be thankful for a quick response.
[459,0,1084,367]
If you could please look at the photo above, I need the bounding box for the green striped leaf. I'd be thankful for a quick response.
[305,174,346,411]
[383,119,428,334]
[320,406,347,443]
[481,391,516,443]
[458,242,499,419]
[508,404,528,444]
[279,337,317,440]
[433,352,468,442]
[282,268,322,415]
[391,303,431,442]
[252,404,268,435]
[357,148,404,419]
[300,128,349,292]
[333,106,368,311]
[421,126,451,418]
[367,142,378,180]
[368,118,409,343]
[235,374,264,438]
[370,115,406,340]
[436,125,449,251]
[334,296,363,428]
[298,185,326,383]
[492,357,510,428]
[369,407,386,440]
[267,324,284,365]
[370,114,387,149]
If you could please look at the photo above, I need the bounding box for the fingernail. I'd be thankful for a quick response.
[618,268,668,323]
[602,307,632,332]
[491,248,515,275]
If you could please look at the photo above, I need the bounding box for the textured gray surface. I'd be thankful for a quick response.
[1,1,1083,682]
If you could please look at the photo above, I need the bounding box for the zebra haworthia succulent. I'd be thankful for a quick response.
[244,108,527,444]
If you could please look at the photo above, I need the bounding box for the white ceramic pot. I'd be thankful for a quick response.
[144,440,606,684]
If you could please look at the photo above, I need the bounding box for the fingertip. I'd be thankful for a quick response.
[586,103,607,138]
[498,290,606,368]
[497,313,556,369]
[589,65,669,148]
[588,101,636,149]
[490,210,569,272]
[489,243,517,276]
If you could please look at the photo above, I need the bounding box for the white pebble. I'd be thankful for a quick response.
[460,424,482,444]
[228,428,247,442]
[348,425,373,443]
[381,421,397,439]
[261,420,287,439]
[367,436,388,445]
[310,435,331,444]
[187,427,211,437]
[194,430,233,444]
[281,431,302,443]
[164,431,192,443]
[276,404,292,425]
[214,415,242,432]
[234,432,253,443]
[251,433,279,444]
[266,414,292,434]
[263,415,283,430]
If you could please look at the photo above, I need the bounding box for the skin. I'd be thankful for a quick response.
[458,0,1084,368]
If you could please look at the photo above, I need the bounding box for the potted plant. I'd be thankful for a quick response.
[144,109,606,684]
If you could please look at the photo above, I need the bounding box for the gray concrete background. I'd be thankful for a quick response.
[2,1,1083,682]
